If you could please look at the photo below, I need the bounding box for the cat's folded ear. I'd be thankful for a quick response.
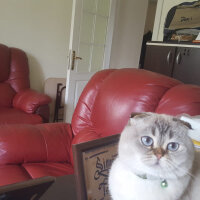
[130,112,151,119]
[173,118,192,129]
[128,112,151,126]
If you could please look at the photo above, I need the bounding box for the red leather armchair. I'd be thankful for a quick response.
[0,68,200,186]
[0,44,51,124]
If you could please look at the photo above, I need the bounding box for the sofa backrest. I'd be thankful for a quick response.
[0,44,30,107]
[71,68,200,138]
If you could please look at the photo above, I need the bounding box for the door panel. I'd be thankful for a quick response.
[65,0,116,122]
[76,0,111,73]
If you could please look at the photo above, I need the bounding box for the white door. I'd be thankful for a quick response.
[64,0,117,122]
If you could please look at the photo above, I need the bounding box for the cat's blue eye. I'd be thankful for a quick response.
[141,136,153,146]
[167,142,179,151]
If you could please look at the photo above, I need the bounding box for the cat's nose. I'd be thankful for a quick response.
[156,153,163,160]
[153,147,165,160]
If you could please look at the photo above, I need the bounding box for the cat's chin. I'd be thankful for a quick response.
[132,160,188,180]
[133,165,176,180]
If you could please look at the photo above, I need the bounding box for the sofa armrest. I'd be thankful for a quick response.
[13,89,51,114]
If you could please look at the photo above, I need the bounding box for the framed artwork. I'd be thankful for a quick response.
[72,134,120,200]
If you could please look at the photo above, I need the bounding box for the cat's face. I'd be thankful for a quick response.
[118,113,194,179]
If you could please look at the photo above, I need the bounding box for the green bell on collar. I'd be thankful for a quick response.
[161,179,168,188]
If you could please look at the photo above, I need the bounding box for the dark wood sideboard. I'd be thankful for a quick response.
[143,42,200,85]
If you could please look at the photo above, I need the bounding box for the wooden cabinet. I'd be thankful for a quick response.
[173,47,200,85]
[144,43,200,85]
[144,45,176,76]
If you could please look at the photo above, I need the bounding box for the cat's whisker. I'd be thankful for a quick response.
[164,160,179,179]
[166,159,195,180]
[168,159,194,178]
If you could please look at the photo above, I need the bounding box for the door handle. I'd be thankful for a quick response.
[71,50,82,70]
[176,52,181,65]
[167,51,172,65]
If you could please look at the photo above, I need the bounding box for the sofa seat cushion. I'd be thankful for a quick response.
[0,165,31,186]
[22,162,74,179]
[0,107,43,124]
[0,163,73,186]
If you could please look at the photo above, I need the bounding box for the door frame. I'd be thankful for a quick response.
[152,0,164,41]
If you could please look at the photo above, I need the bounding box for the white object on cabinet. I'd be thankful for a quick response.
[152,0,195,41]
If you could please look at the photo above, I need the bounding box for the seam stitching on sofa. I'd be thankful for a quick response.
[38,127,49,162]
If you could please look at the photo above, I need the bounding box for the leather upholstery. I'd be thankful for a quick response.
[72,69,181,138]
[0,107,43,124]
[0,43,51,123]
[13,89,51,114]
[156,84,200,115]
[1,68,200,186]
[0,123,73,186]
[0,44,10,82]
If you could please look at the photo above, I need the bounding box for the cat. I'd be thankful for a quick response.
[108,112,200,200]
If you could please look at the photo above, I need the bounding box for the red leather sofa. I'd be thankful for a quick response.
[0,44,51,124]
[0,68,200,186]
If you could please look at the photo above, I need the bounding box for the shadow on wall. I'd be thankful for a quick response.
[27,53,45,93]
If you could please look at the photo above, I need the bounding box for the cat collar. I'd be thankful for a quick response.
[136,174,168,188]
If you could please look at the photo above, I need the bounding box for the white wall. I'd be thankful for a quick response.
[0,0,73,92]
[0,0,148,92]
[109,0,148,69]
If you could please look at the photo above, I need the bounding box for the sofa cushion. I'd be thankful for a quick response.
[0,107,43,124]
[22,163,74,179]
[156,84,200,116]
[0,163,74,186]
[0,165,31,186]
[0,123,73,165]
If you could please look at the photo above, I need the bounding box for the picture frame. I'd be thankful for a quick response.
[72,134,120,200]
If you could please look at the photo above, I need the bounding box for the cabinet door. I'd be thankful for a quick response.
[144,45,176,76]
[172,47,200,85]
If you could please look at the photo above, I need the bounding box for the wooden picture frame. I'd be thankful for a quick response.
[72,134,120,200]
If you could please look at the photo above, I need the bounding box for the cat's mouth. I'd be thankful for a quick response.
[144,158,163,168]
[155,160,160,165]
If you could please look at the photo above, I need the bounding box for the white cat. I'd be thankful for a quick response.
[108,113,200,200]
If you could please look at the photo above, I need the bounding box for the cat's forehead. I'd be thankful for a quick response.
[143,117,183,137]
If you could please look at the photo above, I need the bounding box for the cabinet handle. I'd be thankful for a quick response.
[176,52,181,64]
[167,51,172,65]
